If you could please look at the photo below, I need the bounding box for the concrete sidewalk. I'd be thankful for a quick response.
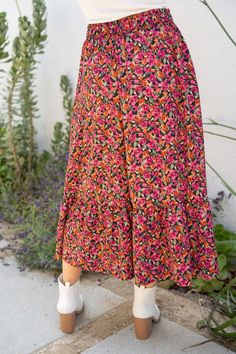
[0,254,234,354]
[0,255,126,354]
[82,318,230,354]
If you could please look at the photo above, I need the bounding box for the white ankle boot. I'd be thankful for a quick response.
[132,282,161,339]
[56,273,84,333]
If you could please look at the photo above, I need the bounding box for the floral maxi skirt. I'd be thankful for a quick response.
[54,8,220,287]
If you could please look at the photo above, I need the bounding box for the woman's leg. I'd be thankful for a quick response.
[62,260,82,284]
[143,281,157,288]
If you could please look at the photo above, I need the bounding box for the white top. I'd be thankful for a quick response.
[77,0,168,24]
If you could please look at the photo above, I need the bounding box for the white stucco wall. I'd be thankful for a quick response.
[1,0,236,230]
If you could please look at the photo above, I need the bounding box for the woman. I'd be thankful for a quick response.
[54,0,220,340]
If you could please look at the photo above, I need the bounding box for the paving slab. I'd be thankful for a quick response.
[0,255,126,354]
[82,317,232,354]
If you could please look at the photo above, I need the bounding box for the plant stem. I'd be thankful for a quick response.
[203,119,236,131]
[204,131,236,141]
[7,79,22,183]
[199,0,236,46]
[206,160,236,196]
[15,0,23,17]
[207,277,236,336]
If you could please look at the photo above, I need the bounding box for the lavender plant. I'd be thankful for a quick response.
[13,74,72,271]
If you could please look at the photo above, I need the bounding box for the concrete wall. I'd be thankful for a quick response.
[1,0,236,230]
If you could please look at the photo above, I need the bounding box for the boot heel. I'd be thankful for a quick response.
[132,282,161,340]
[59,312,76,334]
[133,316,152,340]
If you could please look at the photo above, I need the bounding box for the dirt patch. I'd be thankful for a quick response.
[0,219,23,261]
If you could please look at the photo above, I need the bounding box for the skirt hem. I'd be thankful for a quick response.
[54,252,220,288]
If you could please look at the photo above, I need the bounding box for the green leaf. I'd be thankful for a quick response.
[218,254,227,269]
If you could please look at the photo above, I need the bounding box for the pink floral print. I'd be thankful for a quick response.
[54,8,220,287]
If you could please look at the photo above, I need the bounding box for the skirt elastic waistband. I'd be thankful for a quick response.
[86,8,173,39]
